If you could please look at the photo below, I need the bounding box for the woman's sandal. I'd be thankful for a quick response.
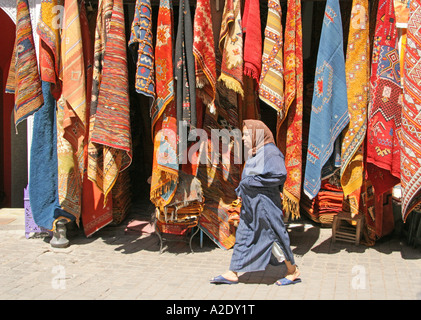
[210,275,239,285]
[275,277,302,286]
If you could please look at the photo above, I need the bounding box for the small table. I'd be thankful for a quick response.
[154,220,200,254]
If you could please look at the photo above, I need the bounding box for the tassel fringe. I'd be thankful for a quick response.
[218,73,244,97]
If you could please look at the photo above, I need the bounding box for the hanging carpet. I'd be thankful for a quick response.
[193,0,217,110]
[37,0,62,99]
[366,0,402,197]
[6,0,43,128]
[401,0,421,221]
[150,0,179,209]
[278,0,304,220]
[218,0,244,97]
[175,0,196,128]
[340,0,370,216]
[29,82,74,231]
[304,0,349,200]
[129,0,155,101]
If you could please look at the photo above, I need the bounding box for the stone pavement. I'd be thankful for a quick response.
[0,204,421,301]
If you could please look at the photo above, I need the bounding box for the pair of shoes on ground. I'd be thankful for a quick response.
[209,275,301,286]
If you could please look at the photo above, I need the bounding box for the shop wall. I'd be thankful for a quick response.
[0,8,27,208]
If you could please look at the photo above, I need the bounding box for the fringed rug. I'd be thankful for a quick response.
[129,0,155,100]
[150,0,178,209]
[366,0,402,197]
[304,0,349,200]
[6,0,43,128]
[218,0,244,97]
[279,0,304,220]
[401,0,421,221]
[340,0,370,216]
[193,0,217,110]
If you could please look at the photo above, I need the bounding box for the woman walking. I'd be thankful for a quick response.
[210,120,301,286]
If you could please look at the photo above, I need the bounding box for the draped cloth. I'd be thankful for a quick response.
[243,0,262,84]
[304,0,349,200]
[129,0,155,101]
[259,0,284,114]
[59,0,87,153]
[29,82,73,231]
[196,83,241,250]
[218,0,244,97]
[340,0,370,216]
[193,0,217,110]
[152,0,174,130]
[56,0,92,226]
[83,0,114,237]
[175,0,196,128]
[401,0,421,221]
[89,0,132,204]
[6,0,43,128]
[37,0,62,99]
[150,0,179,209]
[230,140,294,273]
[279,0,303,219]
[366,0,402,197]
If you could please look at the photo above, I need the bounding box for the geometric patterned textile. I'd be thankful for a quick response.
[401,0,421,221]
[259,0,284,114]
[6,0,44,128]
[366,0,402,197]
[150,0,179,210]
[151,0,175,132]
[218,0,244,97]
[193,0,216,110]
[303,0,349,200]
[280,0,304,219]
[60,0,87,153]
[129,0,155,101]
[90,0,132,204]
[340,0,370,216]
[37,0,63,98]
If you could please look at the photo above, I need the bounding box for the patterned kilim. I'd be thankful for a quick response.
[83,0,114,236]
[129,0,155,100]
[279,0,304,219]
[366,0,402,197]
[6,0,43,128]
[175,0,196,127]
[193,0,217,110]
[90,0,132,203]
[401,0,421,220]
[243,0,262,84]
[259,0,284,114]
[57,96,82,224]
[151,0,174,131]
[340,0,370,216]
[37,0,62,98]
[218,0,244,97]
[197,81,241,250]
[304,0,349,200]
[60,0,87,153]
[150,0,179,209]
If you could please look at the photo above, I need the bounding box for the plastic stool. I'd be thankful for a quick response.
[332,211,363,245]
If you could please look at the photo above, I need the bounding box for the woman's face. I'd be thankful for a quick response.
[242,127,253,150]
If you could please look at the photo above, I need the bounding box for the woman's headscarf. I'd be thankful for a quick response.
[243,119,275,156]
